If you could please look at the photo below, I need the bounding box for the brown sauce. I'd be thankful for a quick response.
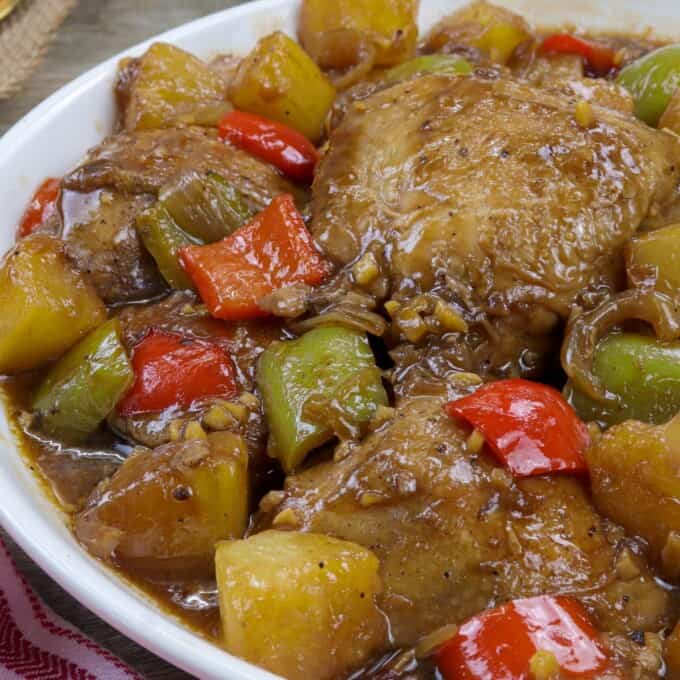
[1,378,222,643]
[3,12,680,678]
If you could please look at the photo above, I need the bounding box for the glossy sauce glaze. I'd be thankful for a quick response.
[3,3,680,678]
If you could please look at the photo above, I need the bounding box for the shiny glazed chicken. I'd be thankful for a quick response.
[4,1,680,678]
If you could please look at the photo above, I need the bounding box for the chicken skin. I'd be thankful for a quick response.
[312,73,680,381]
[263,392,675,671]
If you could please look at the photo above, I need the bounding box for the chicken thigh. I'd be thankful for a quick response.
[312,73,680,381]
[263,392,675,658]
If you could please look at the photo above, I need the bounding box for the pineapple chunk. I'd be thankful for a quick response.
[425,0,532,65]
[300,0,418,69]
[75,432,248,576]
[117,42,231,131]
[626,222,680,296]
[0,234,106,374]
[586,415,680,580]
[229,32,335,142]
[215,530,386,679]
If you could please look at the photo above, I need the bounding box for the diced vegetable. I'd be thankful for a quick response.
[118,330,238,415]
[560,289,680,412]
[136,204,197,290]
[32,319,133,442]
[117,42,231,131]
[541,34,616,76]
[215,530,386,680]
[445,379,590,477]
[180,194,329,321]
[219,111,319,183]
[76,432,248,576]
[384,54,473,83]
[436,596,611,680]
[565,333,680,427]
[257,325,388,472]
[617,44,680,126]
[0,235,107,375]
[160,171,254,243]
[659,88,680,134]
[626,222,680,296]
[138,172,255,290]
[300,0,418,69]
[476,22,531,65]
[425,1,531,66]
[586,414,680,580]
[18,178,61,238]
[229,32,336,142]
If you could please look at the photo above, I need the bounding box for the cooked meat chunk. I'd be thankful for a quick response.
[605,632,666,679]
[61,189,164,304]
[63,126,308,212]
[525,54,635,114]
[312,74,680,380]
[34,438,124,512]
[60,127,310,306]
[264,395,675,649]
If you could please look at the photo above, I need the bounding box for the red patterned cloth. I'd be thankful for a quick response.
[0,538,141,679]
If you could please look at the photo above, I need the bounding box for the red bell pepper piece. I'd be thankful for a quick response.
[118,329,238,416]
[540,34,616,76]
[218,111,319,183]
[444,379,590,477]
[179,193,329,321]
[437,596,612,680]
[18,178,61,238]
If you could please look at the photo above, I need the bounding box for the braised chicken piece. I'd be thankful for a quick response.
[27,433,124,512]
[525,54,635,115]
[61,189,163,304]
[312,73,680,383]
[57,126,309,306]
[263,392,675,656]
[63,126,308,210]
[6,2,680,677]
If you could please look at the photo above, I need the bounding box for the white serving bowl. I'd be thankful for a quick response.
[1,1,679,678]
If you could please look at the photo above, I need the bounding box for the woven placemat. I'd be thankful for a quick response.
[0,0,77,99]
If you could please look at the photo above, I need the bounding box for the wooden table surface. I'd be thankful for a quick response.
[0,2,251,677]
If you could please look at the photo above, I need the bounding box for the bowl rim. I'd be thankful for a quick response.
[1,0,679,678]
[0,2,289,677]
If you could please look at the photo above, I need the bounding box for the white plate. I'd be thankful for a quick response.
[1,1,679,678]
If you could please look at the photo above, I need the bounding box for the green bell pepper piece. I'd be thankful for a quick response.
[160,171,254,243]
[33,319,134,442]
[617,44,680,126]
[565,332,680,427]
[137,204,198,290]
[385,54,473,84]
[257,326,388,472]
